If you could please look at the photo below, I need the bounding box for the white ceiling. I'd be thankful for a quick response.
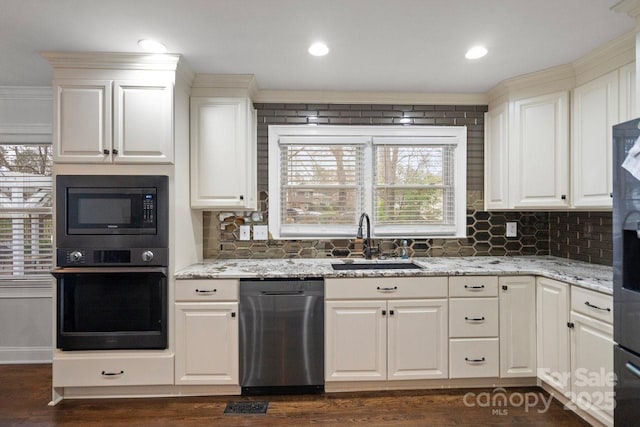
[0,0,636,93]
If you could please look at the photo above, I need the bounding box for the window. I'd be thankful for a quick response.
[0,143,53,283]
[269,126,466,239]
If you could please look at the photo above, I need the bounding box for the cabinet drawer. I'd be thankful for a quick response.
[571,286,612,324]
[175,279,239,301]
[450,338,499,378]
[449,276,498,297]
[53,354,174,387]
[325,277,447,300]
[449,298,499,338]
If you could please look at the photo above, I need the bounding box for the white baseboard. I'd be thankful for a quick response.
[0,346,52,364]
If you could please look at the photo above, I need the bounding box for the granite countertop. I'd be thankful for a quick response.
[175,256,613,295]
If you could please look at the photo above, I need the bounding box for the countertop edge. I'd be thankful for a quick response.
[174,256,613,295]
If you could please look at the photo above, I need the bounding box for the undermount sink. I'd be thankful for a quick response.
[331,262,422,271]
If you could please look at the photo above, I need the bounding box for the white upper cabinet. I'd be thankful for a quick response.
[510,91,570,209]
[53,78,174,164]
[190,97,257,210]
[113,80,174,164]
[618,62,637,123]
[484,91,570,210]
[484,103,510,209]
[572,70,619,209]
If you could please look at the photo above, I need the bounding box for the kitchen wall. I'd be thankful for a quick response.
[0,86,53,363]
[203,102,553,260]
[549,212,613,266]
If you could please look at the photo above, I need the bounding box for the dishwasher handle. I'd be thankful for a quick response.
[260,290,305,296]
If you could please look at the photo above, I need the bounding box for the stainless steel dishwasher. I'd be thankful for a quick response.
[240,278,324,394]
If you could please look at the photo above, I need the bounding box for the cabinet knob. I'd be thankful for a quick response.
[382,310,387,316]
[389,310,394,316]
[502,285,508,291]
[112,148,118,155]
[103,149,110,155]
[231,312,236,318]
[239,195,244,200]
[567,322,575,329]
[561,195,567,200]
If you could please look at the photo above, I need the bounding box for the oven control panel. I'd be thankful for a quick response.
[57,248,167,267]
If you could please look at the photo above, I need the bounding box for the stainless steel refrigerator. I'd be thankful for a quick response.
[613,118,640,425]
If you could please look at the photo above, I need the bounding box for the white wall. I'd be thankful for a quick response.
[0,86,53,363]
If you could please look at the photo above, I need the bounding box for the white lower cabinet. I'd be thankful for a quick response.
[537,278,614,426]
[570,291,614,427]
[449,338,499,378]
[324,300,387,381]
[53,354,174,388]
[174,280,239,385]
[324,277,448,382]
[448,276,500,378]
[570,312,614,426]
[536,277,571,395]
[499,276,537,378]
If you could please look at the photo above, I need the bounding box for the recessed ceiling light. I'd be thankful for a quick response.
[465,46,488,60]
[308,42,329,56]
[138,39,167,53]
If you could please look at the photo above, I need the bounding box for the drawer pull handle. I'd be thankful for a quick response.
[377,286,398,291]
[585,301,611,312]
[465,357,486,363]
[625,362,640,379]
[101,370,124,377]
[464,285,485,290]
[195,289,217,294]
[465,316,485,322]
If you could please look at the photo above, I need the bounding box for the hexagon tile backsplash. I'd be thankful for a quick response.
[203,190,552,261]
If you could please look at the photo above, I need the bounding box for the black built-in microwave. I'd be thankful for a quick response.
[55,175,168,266]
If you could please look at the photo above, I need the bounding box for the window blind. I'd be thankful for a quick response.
[0,143,53,281]
[278,137,366,237]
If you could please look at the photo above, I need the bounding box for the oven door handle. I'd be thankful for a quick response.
[52,267,167,276]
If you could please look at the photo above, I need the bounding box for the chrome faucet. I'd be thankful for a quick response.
[356,213,373,259]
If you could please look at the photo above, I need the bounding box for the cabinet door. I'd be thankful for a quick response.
[511,91,570,208]
[572,70,619,208]
[484,103,510,209]
[53,79,112,163]
[571,311,614,427]
[174,302,239,385]
[499,276,536,377]
[190,97,256,209]
[325,300,387,382]
[619,62,636,124]
[113,80,174,164]
[536,277,571,395]
[388,299,448,380]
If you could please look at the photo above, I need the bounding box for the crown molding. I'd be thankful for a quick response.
[41,52,182,72]
[613,0,640,21]
[191,74,258,98]
[0,86,52,100]
[486,64,575,106]
[253,90,487,105]
[572,30,635,85]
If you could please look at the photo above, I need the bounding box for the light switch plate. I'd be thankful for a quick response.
[239,225,251,240]
[253,225,268,240]
[506,222,517,238]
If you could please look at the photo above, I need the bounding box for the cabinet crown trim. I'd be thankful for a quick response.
[41,52,183,72]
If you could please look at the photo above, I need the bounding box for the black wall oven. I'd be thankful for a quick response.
[53,175,169,351]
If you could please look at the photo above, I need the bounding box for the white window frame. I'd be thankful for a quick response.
[268,125,467,239]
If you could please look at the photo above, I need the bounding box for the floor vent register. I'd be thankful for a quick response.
[224,401,269,415]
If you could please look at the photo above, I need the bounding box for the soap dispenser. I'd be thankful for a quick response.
[400,240,409,260]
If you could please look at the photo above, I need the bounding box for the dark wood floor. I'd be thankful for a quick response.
[0,364,590,426]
